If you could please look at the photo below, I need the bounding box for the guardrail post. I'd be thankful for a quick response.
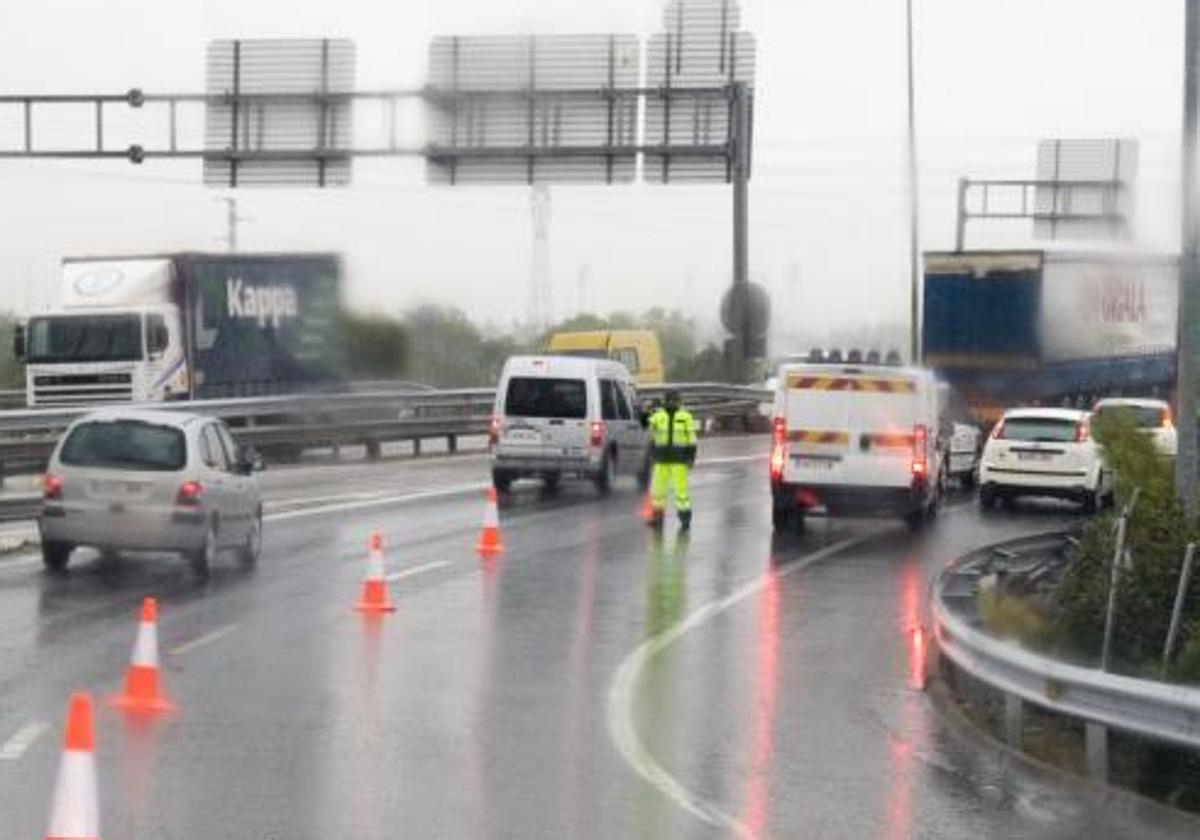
[1085,722,1109,780]
[0,458,5,490]
[1004,693,1023,748]
[448,435,457,454]
[365,439,381,461]
[413,438,421,457]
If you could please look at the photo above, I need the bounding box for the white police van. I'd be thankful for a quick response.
[769,356,948,531]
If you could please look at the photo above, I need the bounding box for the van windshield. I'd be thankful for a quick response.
[60,420,186,471]
[505,377,587,419]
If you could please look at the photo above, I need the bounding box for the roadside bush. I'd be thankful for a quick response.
[1049,411,1200,680]
[978,588,1046,646]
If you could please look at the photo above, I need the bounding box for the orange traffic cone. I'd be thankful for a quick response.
[354,532,396,613]
[45,692,100,840]
[109,597,175,714]
[640,492,656,522]
[476,487,505,558]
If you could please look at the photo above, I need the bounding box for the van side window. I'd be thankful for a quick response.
[600,380,620,421]
[615,383,633,420]
[201,425,228,471]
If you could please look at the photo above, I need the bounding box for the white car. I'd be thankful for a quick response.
[769,361,947,532]
[978,407,1110,513]
[38,409,263,576]
[1092,397,1177,458]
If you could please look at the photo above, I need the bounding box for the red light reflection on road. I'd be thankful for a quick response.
[740,566,780,839]
[899,560,926,691]
[886,558,925,840]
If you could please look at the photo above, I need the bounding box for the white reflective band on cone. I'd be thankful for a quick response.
[364,550,385,580]
[131,620,159,667]
[46,750,99,839]
[483,503,499,528]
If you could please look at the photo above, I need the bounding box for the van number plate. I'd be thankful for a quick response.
[793,455,835,469]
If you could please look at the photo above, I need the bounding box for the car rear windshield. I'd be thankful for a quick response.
[1095,405,1166,428]
[504,377,587,419]
[60,420,187,471]
[1003,417,1080,442]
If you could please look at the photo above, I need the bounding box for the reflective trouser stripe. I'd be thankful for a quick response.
[651,463,691,512]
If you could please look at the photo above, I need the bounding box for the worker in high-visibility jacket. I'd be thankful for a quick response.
[647,389,697,529]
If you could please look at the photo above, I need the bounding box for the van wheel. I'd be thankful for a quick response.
[904,510,927,532]
[960,470,977,490]
[772,504,804,534]
[636,455,652,492]
[239,510,262,567]
[595,451,615,494]
[42,541,72,574]
[187,521,217,578]
[492,470,514,493]
[541,472,561,493]
[979,485,997,510]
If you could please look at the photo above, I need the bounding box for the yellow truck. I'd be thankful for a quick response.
[544,330,665,385]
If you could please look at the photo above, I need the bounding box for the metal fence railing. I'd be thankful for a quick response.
[932,532,1200,780]
[0,382,771,485]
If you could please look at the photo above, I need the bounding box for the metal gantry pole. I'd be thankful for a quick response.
[905,0,922,364]
[731,81,751,383]
[1179,0,1200,514]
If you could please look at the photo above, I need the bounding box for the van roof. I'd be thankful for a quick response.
[502,354,631,378]
[776,362,932,381]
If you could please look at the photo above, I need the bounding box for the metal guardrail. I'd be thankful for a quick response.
[0,382,771,483]
[932,532,1200,778]
[0,390,24,411]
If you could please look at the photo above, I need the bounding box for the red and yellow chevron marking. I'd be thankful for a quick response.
[863,432,915,449]
[786,374,916,394]
[787,429,850,446]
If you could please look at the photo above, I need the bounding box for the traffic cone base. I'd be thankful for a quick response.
[46,693,100,840]
[476,488,506,558]
[355,578,396,613]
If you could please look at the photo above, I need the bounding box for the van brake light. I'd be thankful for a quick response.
[488,415,501,446]
[772,416,786,445]
[770,417,787,481]
[590,421,605,448]
[912,424,928,477]
[177,480,203,506]
[1163,408,1175,430]
[1075,421,1090,443]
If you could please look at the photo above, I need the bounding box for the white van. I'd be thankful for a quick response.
[769,362,948,531]
[490,355,651,493]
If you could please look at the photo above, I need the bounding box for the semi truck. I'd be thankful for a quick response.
[922,250,1177,423]
[16,252,345,406]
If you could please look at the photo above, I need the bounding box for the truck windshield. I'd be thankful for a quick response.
[27,315,142,363]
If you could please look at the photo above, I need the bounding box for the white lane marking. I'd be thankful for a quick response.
[265,491,386,511]
[701,453,766,466]
[0,720,49,760]
[169,623,239,656]
[606,530,884,839]
[265,482,488,523]
[384,560,452,582]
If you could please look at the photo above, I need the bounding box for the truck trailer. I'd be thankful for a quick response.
[17,252,345,406]
[922,250,1177,422]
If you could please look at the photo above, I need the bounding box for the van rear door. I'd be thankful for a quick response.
[500,374,590,458]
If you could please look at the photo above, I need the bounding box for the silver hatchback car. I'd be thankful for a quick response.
[38,409,262,576]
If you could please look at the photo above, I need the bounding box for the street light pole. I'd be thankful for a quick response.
[1178,0,1200,514]
[905,0,922,364]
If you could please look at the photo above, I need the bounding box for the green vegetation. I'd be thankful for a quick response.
[341,311,409,379]
[1048,410,1200,682]
[978,588,1046,647]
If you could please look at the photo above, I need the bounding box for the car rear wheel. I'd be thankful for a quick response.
[960,469,977,489]
[595,451,615,494]
[979,485,997,510]
[239,511,262,567]
[41,541,72,574]
[492,469,514,493]
[187,521,217,578]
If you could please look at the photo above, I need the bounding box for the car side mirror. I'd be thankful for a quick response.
[12,324,24,362]
[238,445,263,474]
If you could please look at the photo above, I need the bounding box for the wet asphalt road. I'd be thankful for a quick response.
[0,437,1195,839]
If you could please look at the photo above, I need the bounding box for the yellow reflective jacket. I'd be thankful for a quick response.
[649,407,697,464]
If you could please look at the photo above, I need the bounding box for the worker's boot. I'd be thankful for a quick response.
[678,510,692,531]
[647,510,665,529]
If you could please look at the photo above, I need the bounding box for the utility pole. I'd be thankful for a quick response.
[1179,0,1200,514]
[529,185,552,334]
[905,0,922,364]
[731,81,752,383]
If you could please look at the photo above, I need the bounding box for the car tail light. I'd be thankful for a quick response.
[488,415,500,446]
[1162,407,1175,429]
[590,421,605,448]
[990,420,1006,440]
[912,424,928,476]
[1075,421,1090,443]
[42,473,63,501]
[176,480,203,506]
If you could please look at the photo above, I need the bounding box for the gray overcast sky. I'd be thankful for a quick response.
[0,1,1183,349]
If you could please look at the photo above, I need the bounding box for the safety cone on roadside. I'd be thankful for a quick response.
[354,532,396,613]
[640,492,656,522]
[45,692,100,840]
[109,597,175,714]
[476,487,505,558]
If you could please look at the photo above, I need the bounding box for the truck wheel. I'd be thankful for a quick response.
[541,472,561,493]
[492,470,514,493]
[595,451,615,494]
[42,541,72,574]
